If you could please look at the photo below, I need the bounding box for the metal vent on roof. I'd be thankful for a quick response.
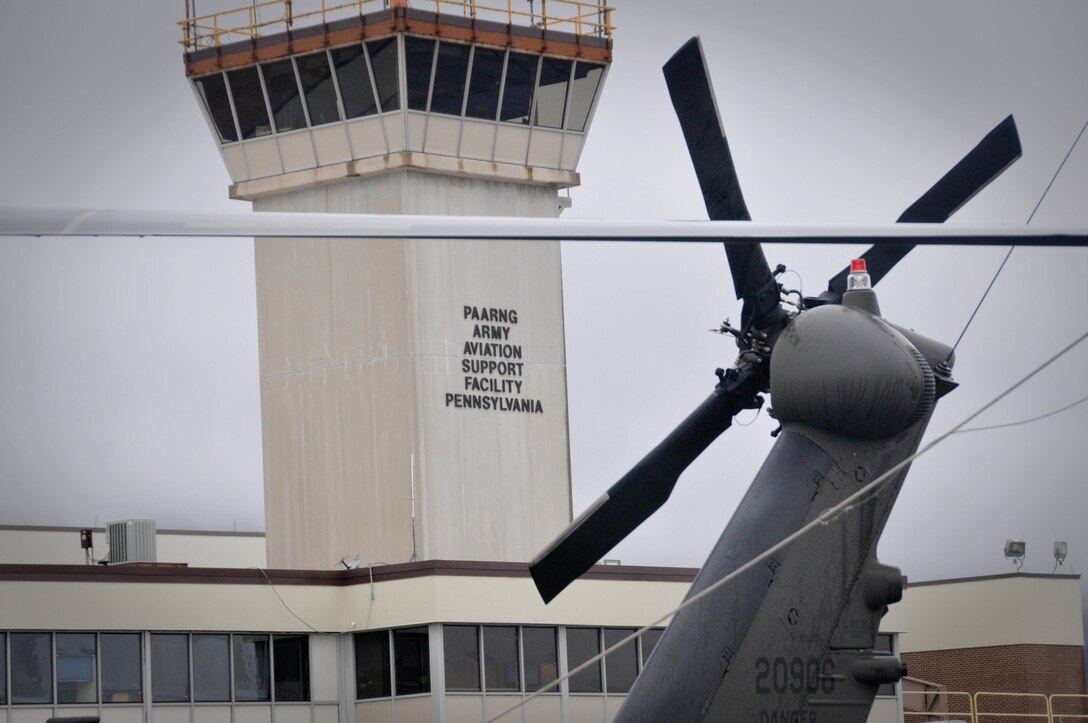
[106,519,157,565]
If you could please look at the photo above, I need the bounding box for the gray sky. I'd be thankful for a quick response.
[2,0,1087,635]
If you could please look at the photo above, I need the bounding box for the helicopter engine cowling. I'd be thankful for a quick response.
[769,305,936,439]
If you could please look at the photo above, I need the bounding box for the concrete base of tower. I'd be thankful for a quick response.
[252,169,574,569]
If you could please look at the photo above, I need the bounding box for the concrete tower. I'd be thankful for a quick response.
[181,1,612,569]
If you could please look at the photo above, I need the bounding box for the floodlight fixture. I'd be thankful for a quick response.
[1053,541,1068,573]
[1004,539,1025,572]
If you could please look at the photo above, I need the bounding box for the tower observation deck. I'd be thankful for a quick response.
[180,1,613,569]
[181,0,612,198]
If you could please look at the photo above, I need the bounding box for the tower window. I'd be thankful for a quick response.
[500,52,539,124]
[430,42,472,116]
[296,52,341,126]
[331,45,379,119]
[405,36,436,111]
[567,61,604,132]
[227,66,272,139]
[465,47,504,121]
[367,37,400,113]
[533,57,572,129]
[195,74,239,143]
[262,59,306,133]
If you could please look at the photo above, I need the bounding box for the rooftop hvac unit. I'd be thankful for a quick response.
[106,519,157,565]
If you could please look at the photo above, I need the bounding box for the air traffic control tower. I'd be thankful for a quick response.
[180,1,612,569]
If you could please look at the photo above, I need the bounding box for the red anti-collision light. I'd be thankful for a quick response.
[850,258,867,272]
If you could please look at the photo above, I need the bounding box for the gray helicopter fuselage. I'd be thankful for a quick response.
[615,293,953,722]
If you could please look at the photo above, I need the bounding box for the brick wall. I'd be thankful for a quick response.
[903,644,1086,718]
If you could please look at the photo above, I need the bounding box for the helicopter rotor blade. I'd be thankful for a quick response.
[663,37,781,330]
[825,115,1022,299]
[529,365,762,603]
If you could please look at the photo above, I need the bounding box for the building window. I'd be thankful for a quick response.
[443,625,480,692]
[193,634,230,702]
[195,74,239,143]
[367,37,400,113]
[273,635,310,702]
[405,36,436,111]
[56,633,97,704]
[296,52,341,126]
[499,52,538,124]
[465,47,504,121]
[483,626,519,692]
[331,45,379,119]
[640,628,664,666]
[393,627,430,696]
[151,634,189,703]
[533,57,571,129]
[566,62,604,132]
[603,628,637,694]
[100,633,142,703]
[262,59,307,133]
[233,634,271,702]
[11,633,52,704]
[227,66,273,140]
[354,631,391,699]
[522,627,558,694]
[566,627,601,693]
[430,42,471,116]
[0,633,6,704]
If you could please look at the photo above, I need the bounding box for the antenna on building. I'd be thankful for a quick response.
[1053,541,1068,573]
[1004,538,1026,572]
[409,453,419,562]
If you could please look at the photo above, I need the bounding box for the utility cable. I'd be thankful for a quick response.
[256,567,327,634]
[947,246,1014,359]
[1026,116,1088,226]
[486,327,1088,722]
[955,391,1088,433]
[948,115,1088,360]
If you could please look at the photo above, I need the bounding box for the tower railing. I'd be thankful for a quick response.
[180,0,614,52]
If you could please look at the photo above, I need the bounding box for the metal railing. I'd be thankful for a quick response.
[903,689,978,722]
[1051,694,1088,722]
[975,692,1052,723]
[179,0,614,52]
[900,691,1088,723]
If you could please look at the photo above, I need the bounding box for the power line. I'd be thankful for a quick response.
[956,391,1088,433]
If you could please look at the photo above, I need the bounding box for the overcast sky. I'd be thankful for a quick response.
[2,0,1088,637]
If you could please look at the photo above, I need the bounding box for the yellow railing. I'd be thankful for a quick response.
[900,691,1088,723]
[179,0,614,52]
[1051,694,1088,722]
[904,689,978,722]
[975,692,1053,723]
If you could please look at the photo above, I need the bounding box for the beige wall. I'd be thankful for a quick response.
[883,574,1084,652]
[0,573,687,633]
[0,526,266,568]
[252,170,574,570]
